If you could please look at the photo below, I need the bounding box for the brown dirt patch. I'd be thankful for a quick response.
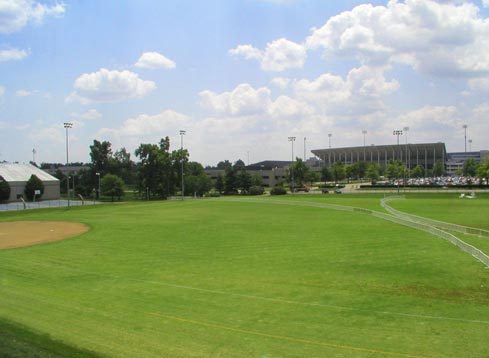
[0,221,89,249]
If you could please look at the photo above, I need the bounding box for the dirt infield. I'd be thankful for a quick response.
[0,221,89,249]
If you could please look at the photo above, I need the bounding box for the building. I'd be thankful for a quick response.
[311,142,447,170]
[0,163,60,201]
[446,150,489,175]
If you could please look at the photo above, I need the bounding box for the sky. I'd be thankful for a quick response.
[1,0,489,167]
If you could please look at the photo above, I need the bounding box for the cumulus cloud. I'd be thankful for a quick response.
[270,77,290,89]
[468,77,489,92]
[67,68,156,104]
[15,89,37,96]
[70,109,102,120]
[293,65,399,115]
[135,51,176,70]
[0,0,65,34]
[199,83,272,116]
[230,38,306,72]
[0,48,30,62]
[305,0,489,77]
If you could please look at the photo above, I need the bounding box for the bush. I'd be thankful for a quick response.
[24,175,44,201]
[248,185,264,196]
[270,186,287,195]
[0,177,10,202]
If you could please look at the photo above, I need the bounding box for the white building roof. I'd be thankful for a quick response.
[0,163,59,182]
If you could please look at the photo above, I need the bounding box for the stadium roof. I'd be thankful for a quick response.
[0,163,59,182]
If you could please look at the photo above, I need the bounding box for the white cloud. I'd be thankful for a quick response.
[0,0,65,34]
[199,83,272,116]
[15,89,36,96]
[0,86,5,97]
[0,48,30,62]
[270,77,290,89]
[67,68,156,104]
[468,77,489,92]
[306,0,489,77]
[229,44,262,60]
[135,51,176,70]
[268,95,313,118]
[483,0,489,8]
[230,38,306,72]
[70,109,102,120]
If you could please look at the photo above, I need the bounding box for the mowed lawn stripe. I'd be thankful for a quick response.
[1,199,489,357]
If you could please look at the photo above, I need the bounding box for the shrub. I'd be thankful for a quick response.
[24,175,44,201]
[270,186,286,195]
[248,185,265,196]
[0,177,10,202]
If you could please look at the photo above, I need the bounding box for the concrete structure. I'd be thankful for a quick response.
[312,142,447,170]
[0,163,60,201]
[446,150,489,175]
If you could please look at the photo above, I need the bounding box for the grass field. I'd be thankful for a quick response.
[1,195,489,357]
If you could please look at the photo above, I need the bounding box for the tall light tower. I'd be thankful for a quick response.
[403,126,409,170]
[63,122,73,207]
[288,136,296,192]
[180,130,186,200]
[393,129,403,193]
[328,133,332,148]
[463,124,468,153]
[362,130,367,161]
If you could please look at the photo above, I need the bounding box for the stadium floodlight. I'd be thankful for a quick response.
[288,136,296,192]
[180,130,186,200]
[64,122,73,208]
[362,130,367,160]
[463,124,468,153]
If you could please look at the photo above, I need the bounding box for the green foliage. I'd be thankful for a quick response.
[0,176,10,202]
[432,161,446,176]
[331,161,346,182]
[385,160,406,180]
[411,164,425,178]
[321,166,331,181]
[251,174,264,187]
[477,156,489,185]
[24,174,44,201]
[289,158,309,186]
[101,174,125,201]
[247,185,264,195]
[365,163,380,183]
[463,158,479,176]
[214,174,225,194]
[270,185,287,195]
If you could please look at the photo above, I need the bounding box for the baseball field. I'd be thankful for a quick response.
[0,193,488,357]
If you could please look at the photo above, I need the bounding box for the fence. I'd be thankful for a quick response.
[0,200,99,212]
[381,196,489,238]
[220,197,489,267]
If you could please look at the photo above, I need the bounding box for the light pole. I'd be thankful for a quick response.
[463,124,468,153]
[393,130,403,193]
[403,126,409,171]
[63,122,72,207]
[96,172,100,200]
[328,133,332,148]
[362,130,367,161]
[288,136,296,192]
[180,130,186,200]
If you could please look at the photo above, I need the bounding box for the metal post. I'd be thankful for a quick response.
[463,124,467,153]
[63,122,73,208]
[288,136,296,192]
[180,130,186,200]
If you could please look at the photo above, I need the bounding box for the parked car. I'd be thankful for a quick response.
[334,189,342,194]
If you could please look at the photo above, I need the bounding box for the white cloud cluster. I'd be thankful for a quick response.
[0,48,30,62]
[135,51,176,70]
[0,0,65,34]
[306,0,489,77]
[199,83,272,116]
[15,89,36,96]
[229,38,306,72]
[0,85,5,97]
[67,68,156,104]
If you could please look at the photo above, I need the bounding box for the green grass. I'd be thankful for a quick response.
[1,197,489,357]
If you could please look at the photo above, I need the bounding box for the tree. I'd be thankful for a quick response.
[237,169,252,193]
[24,175,44,201]
[411,165,425,178]
[477,156,489,186]
[224,167,239,194]
[463,158,479,177]
[432,161,446,177]
[215,174,225,194]
[385,160,405,181]
[0,176,10,202]
[216,160,232,170]
[101,174,125,202]
[289,158,309,187]
[251,174,264,187]
[184,162,212,196]
[321,166,331,182]
[90,140,113,176]
[234,159,246,169]
[357,160,367,179]
[331,161,346,183]
[365,163,380,183]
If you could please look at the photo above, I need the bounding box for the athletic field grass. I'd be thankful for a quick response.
[1,195,489,357]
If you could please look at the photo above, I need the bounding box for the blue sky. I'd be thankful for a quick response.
[1,0,489,166]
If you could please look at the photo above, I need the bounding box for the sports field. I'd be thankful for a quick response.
[1,194,489,357]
